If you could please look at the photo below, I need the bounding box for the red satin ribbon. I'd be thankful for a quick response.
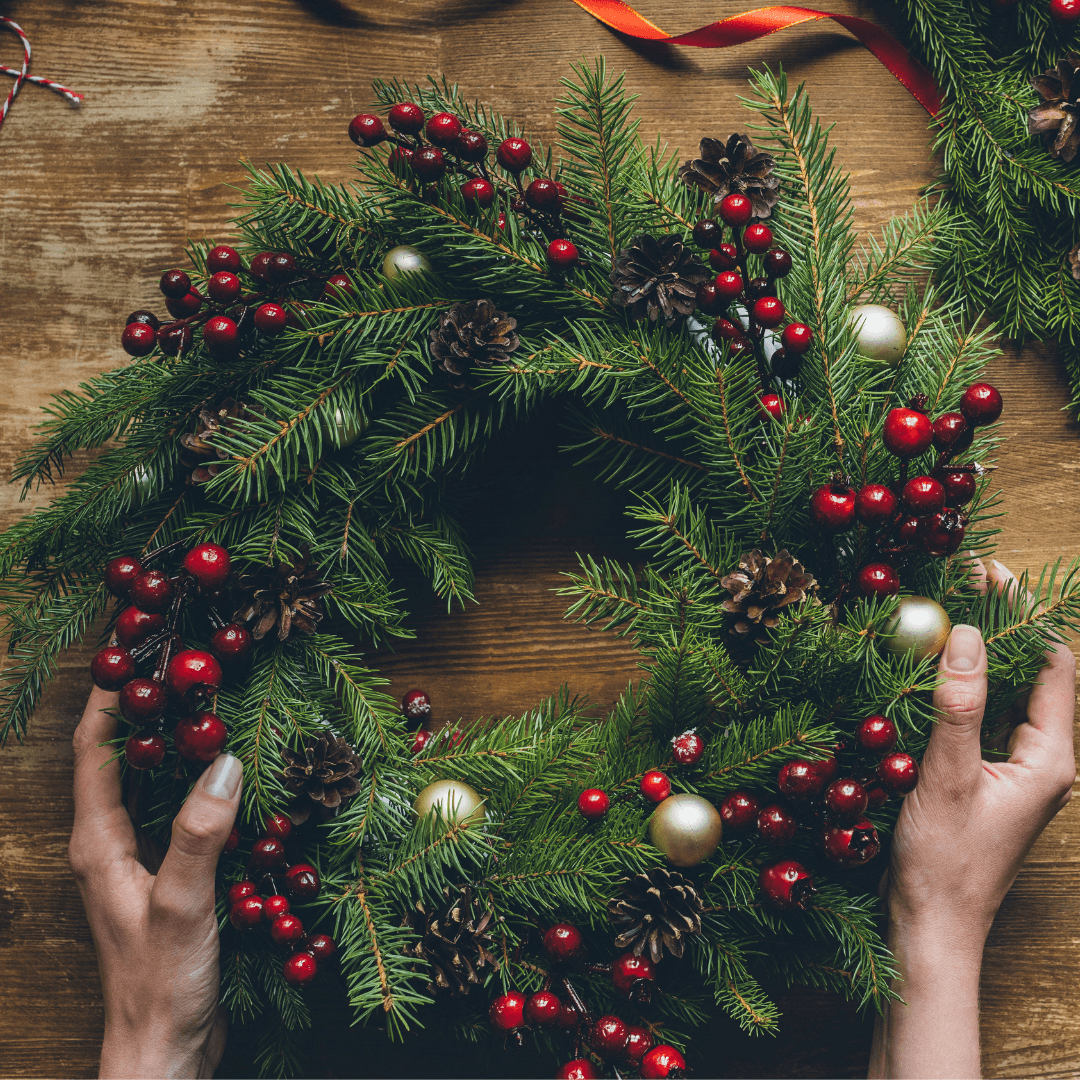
[571,0,942,116]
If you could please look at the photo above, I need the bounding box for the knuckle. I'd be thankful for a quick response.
[171,809,221,855]
[67,837,91,882]
[938,685,986,725]
[71,723,96,761]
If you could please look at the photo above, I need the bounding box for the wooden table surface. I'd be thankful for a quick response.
[2,1,1079,1076]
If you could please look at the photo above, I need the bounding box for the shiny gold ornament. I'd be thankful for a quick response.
[413,779,486,827]
[382,245,431,279]
[884,595,951,661]
[647,793,723,867]
[850,304,907,367]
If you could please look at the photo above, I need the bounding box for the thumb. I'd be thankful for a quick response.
[923,623,988,791]
[153,753,243,919]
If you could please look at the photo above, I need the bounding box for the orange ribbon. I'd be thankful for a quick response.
[571,0,942,116]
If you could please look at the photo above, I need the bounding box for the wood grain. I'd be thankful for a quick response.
[0,1,1077,1076]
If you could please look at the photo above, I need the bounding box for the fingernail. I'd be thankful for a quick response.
[203,753,242,800]
[943,623,983,672]
[992,559,1016,581]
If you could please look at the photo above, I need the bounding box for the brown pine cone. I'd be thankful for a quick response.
[179,398,258,485]
[1029,53,1080,163]
[720,549,817,645]
[608,867,703,962]
[679,134,780,219]
[281,731,362,824]
[609,234,710,326]
[429,299,519,386]
[231,548,332,641]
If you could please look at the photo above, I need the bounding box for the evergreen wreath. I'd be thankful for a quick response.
[4,60,1080,1077]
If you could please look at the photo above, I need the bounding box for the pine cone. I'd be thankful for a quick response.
[402,884,499,994]
[231,548,332,641]
[609,234,710,326]
[720,549,817,645]
[679,134,780,219]
[429,299,519,386]
[281,731,362,824]
[1030,53,1080,163]
[608,867,703,963]
[179,398,258,485]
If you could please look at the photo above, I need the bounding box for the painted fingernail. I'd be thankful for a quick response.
[943,623,983,672]
[203,752,242,800]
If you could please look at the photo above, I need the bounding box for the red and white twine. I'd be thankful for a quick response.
[1,16,84,135]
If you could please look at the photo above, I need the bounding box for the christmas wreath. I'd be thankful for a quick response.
[3,60,1079,1077]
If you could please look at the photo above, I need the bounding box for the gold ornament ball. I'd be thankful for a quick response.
[382,245,431,279]
[850,303,908,367]
[323,407,365,449]
[413,779,486,826]
[884,596,952,661]
[647,793,723,868]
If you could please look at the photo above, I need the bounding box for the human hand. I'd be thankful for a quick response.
[69,685,243,1079]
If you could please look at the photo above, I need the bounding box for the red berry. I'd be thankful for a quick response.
[556,1061,599,1080]
[697,283,721,314]
[496,137,532,173]
[719,192,753,227]
[211,624,253,666]
[714,270,743,301]
[558,1004,581,1031]
[266,252,297,285]
[780,322,813,355]
[224,825,240,852]
[348,113,386,147]
[115,606,166,649]
[866,784,889,810]
[125,731,166,770]
[640,770,671,803]
[165,289,202,320]
[283,951,318,986]
[388,102,424,135]
[157,322,192,356]
[264,812,292,840]
[411,728,430,754]
[578,788,610,820]
[159,269,191,299]
[119,678,167,725]
[960,382,1003,426]
[693,219,721,248]
[104,555,143,597]
[183,543,231,592]
[640,1044,687,1079]
[920,508,967,556]
[856,715,898,756]
[941,469,977,507]
[590,1015,629,1058]
[263,894,290,921]
[230,895,265,930]
[425,112,461,146]
[270,912,305,947]
[226,881,256,908]
[809,483,856,532]
[932,412,972,454]
[254,303,287,336]
[671,729,706,765]
[743,223,773,253]
[249,252,274,281]
[757,803,798,846]
[401,689,431,726]
[1050,0,1080,23]
[896,515,921,542]
[759,859,815,909]
[251,836,287,871]
[764,248,793,277]
[524,990,563,1027]
[719,790,760,834]
[623,1026,655,1065]
[747,276,775,300]
[129,569,174,613]
[709,243,738,271]
[121,322,157,357]
[811,751,839,788]
[302,933,336,961]
[824,778,868,824]
[285,862,320,901]
[91,646,136,691]
[882,407,933,459]
[454,129,488,162]
[855,483,898,525]
[543,923,584,964]
[547,239,579,270]
[611,951,655,996]
[207,271,242,305]
[902,476,945,517]
[489,990,527,1031]
[203,316,239,359]
[525,178,560,211]
[878,751,919,794]
[460,177,495,209]
[857,562,900,599]
[166,650,223,701]
[713,317,740,341]
[759,392,784,422]
[175,711,227,762]
[778,760,825,801]
[822,817,881,868]
[206,246,242,274]
[321,273,354,302]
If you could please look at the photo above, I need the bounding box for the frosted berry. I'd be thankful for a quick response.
[960,382,1002,426]
[640,1045,687,1079]
[230,895,265,930]
[809,483,856,532]
[932,411,972,454]
[856,715,898,756]
[719,790,760,834]
[524,990,563,1027]
[388,102,425,135]
[759,392,784,422]
[547,239,579,270]
[174,711,228,762]
[115,606,166,649]
[166,650,223,700]
[883,407,933,459]
[941,469,977,507]
[781,322,813,355]
[854,483,898,525]
[753,296,785,329]
[496,137,532,172]
[525,178,559,211]
[757,803,798,847]
[91,646,136,691]
[578,788,610,820]
[640,770,671,803]
[764,248,793,277]
[126,309,161,330]
[121,322,157,357]
[207,271,242,305]
[125,731,166,770]
[672,729,706,765]
[710,243,738,271]
[302,933,336,961]
[824,778,868,824]
[822,818,881,868]
[270,913,306,947]
[543,922,584,964]
[878,751,919,794]
[251,836,287,871]
[411,728,430,754]
[159,269,191,299]
[211,624,253,666]
[165,289,202,320]
[254,303,287,336]
[264,812,292,841]
[401,689,431,726]
[857,562,900,599]
[283,952,318,986]
[119,678,167,725]
[183,542,231,592]
[348,113,386,146]
[920,508,966,556]
[285,863,320,901]
[263,894,290,921]
[460,177,495,209]
[760,859,815,909]
[425,112,462,146]
[489,990,527,1031]
[265,252,297,285]
[203,315,239,359]
[611,951,655,996]
[693,218,721,248]
[778,760,825,801]
[454,129,488,162]
[902,476,945,517]
[556,1061,599,1080]
[624,1027,654,1065]
[719,192,753,227]
[226,881,256,908]
[206,246,242,274]
[743,223,773,253]
[714,270,743,301]
[590,1015,629,1057]
[129,569,174,613]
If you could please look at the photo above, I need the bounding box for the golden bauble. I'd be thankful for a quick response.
[884,595,951,661]
[647,793,723,867]
[413,779,486,826]
[850,303,908,367]
[382,245,431,279]
[323,406,365,449]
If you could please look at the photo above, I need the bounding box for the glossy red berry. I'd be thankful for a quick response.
[285,862,320,901]
[388,102,425,135]
[757,803,798,847]
[697,283,721,314]
[226,881,256,908]
[760,859,815,909]
[822,817,881,868]
[960,382,1003,426]
[410,146,447,184]
[211,624,253,666]
[125,731,166,770]
[254,303,287,336]
[709,243,738,271]
[267,253,299,285]
[640,1044,687,1079]
[809,483,856,532]
[547,239,579,270]
[302,933,336,961]
[525,178,559,211]
[165,289,203,320]
[174,711,228,762]
[496,137,532,173]
[182,543,231,592]
[764,248,793,277]
[611,951,655,996]
[623,1026,654,1064]
[454,129,488,162]
[712,317,740,341]
[866,784,889,811]
[780,322,812,356]
[348,113,386,146]
[902,476,945,517]
[91,646,136,691]
[672,729,706,765]
[759,392,784,422]
[811,751,839,788]
[283,951,318,986]
[115,606,166,649]
[719,192,753,227]
[230,895,265,930]
[129,569,174,613]
[263,894,290,921]
[714,270,743,301]
[157,322,192,357]
[857,562,900,599]
[207,271,242,305]
[920,508,967,556]
[270,912,306,947]
[524,990,563,1027]
[1050,0,1080,23]
[556,1061,599,1080]
[264,812,292,841]
[824,778,868,824]
[543,923,584,964]
[251,836,287,871]
[719,790,760,834]
[460,177,495,209]
[747,276,775,300]
[206,246,242,274]
[640,770,671,803]
[249,252,274,281]
[489,990,527,1031]
[203,316,239,359]
[104,555,143,597]
[742,222,773,253]
[778,760,825,801]
[121,322,157,357]
[411,728,430,754]
[119,678,167,725]
[856,715,898,756]
[127,309,161,330]
[425,111,462,146]
[159,269,191,299]
[590,1015,629,1058]
[401,689,431,726]
[932,411,972,454]
[321,273,354,302]
[896,515,921,543]
[883,407,933,459]
[578,788,610,821]
[878,751,919,794]
[388,146,414,173]
[225,825,240,852]
[940,469,977,507]
[854,483,898,525]
[693,218,721,248]
[166,650,223,700]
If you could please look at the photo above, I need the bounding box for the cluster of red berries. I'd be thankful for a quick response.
[349,104,581,271]
[90,540,253,770]
[691,196,813,393]
[487,923,685,1079]
[225,812,331,987]
[809,382,1003,594]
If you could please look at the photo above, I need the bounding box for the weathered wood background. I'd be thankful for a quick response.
[1,0,1078,1075]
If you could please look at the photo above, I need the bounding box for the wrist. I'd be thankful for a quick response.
[100,1021,211,1080]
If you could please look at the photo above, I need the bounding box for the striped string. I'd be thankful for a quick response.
[1,16,84,136]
